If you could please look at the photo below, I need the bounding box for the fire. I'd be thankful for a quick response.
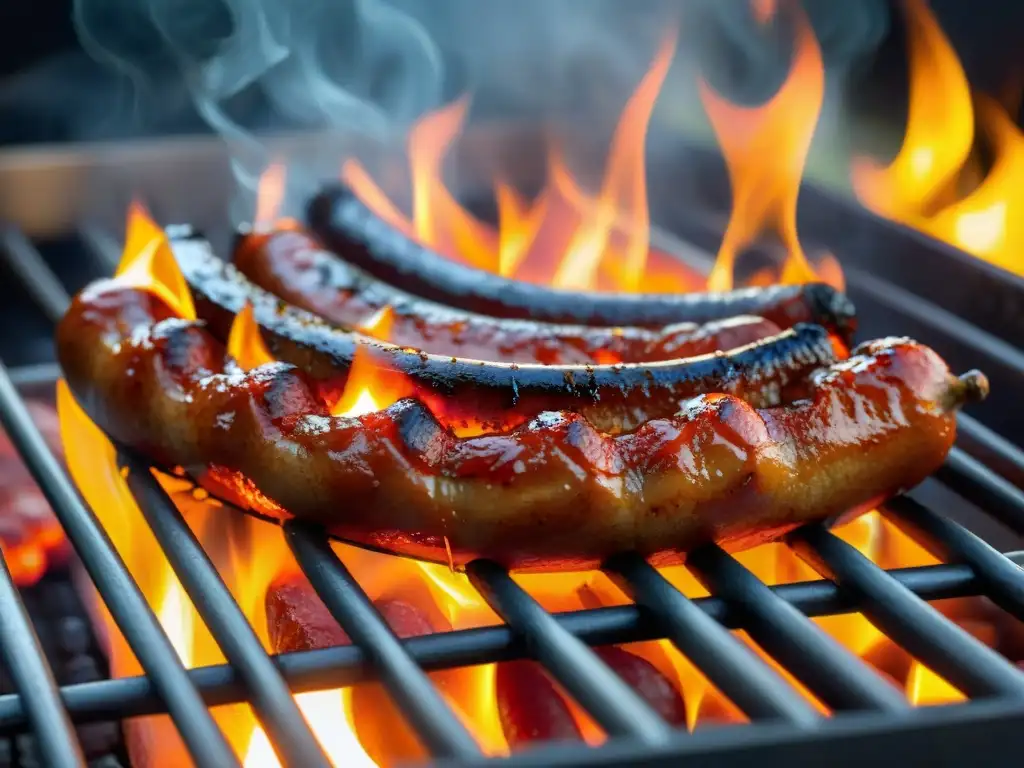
[227,303,276,370]
[115,202,196,321]
[851,0,973,220]
[852,0,1024,277]
[698,7,825,291]
[343,10,842,295]
[54,21,1016,752]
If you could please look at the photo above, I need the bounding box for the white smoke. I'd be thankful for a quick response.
[70,0,891,225]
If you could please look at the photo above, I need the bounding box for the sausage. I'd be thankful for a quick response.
[496,661,582,748]
[175,235,842,433]
[307,186,857,340]
[56,273,986,571]
[266,573,455,766]
[234,229,783,365]
[1,400,70,586]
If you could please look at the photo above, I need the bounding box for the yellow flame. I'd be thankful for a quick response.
[851,0,974,219]
[906,661,966,706]
[227,302,276,371]
[552,30,676,291]
[924,95,1024,273]
[699,10,823,290]
[115,204,197,321]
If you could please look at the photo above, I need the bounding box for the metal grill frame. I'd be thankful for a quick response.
[1,225,1024,768]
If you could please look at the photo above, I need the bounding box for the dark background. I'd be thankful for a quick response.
[0,0,1021,147]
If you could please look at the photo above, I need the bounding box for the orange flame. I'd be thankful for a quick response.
[698,8,824,290]
[906,662,966,706]
[227,302,276,370]
[340,32,727,296]
[551,30,676,291]
[115,202,197,321]
[852,0,974,220]
[924,95,1024,273]
[851,0,1024,277]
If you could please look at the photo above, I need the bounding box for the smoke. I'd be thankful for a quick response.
[69,0,892,223]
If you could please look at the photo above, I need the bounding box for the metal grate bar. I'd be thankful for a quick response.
[789,525,1024,699]
[0,363,239,767]
[2,556,1018,733]
[685,543,910,713]
[604,553,820,726]
[956,414,1024,488]
[0,227,71,323]
[284,522,483,760]
[466,560,676,744]
[883,496,1024,621]
[0,553,86,768]
[937,449,1024,534]
[118,453,334,768]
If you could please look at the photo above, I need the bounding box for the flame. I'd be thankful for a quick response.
[852,0,974,220]
[852,0,1024,277]
[698,7,824,291]
[341,32,732,296]
[551,31,676,291]
[115,202,197,321]
[255,163,290,232]
[752,0,778,25]
[925,95,1024,272]
[356,305,396,341]
[906,662,966,706]
[227,303,276,370]
[330,346,416,418]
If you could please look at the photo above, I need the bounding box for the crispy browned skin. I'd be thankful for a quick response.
[57,276,985,571]
[234,229,782,365]
[178,235,841,433]
[308,186,858,341]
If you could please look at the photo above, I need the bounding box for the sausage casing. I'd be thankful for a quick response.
[307,186,857,340]
[234,229,782,365]
[177,235,841,433]
[57,275,984,571]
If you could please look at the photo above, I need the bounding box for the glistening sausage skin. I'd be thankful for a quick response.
[234,229,782,365]
[57,277,986,571]
[176,235,842,433]
[307,186,858,340]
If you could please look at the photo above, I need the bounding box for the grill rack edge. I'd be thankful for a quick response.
[1,226,1024,767]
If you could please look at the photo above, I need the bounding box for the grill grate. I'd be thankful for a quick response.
[1,225,1024,767]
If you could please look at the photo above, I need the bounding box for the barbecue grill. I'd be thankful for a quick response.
[1,135,1024,768]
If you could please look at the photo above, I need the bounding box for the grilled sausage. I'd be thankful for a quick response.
[57,273,985,571]
[266,574,458,766]
[307,186,857,340]
[234,229,782,365]
[1,400,70,585]
[176,235,841,433]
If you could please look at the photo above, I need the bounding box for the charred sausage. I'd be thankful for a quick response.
[234,229,782,365]
[307,186,857,340]
[57,272,984,571]
[176,235,841,433]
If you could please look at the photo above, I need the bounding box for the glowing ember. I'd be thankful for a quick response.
[852,0,1024,277]
[0,400,69,586]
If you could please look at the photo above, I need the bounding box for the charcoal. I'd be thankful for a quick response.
[56,616,92,657]
[87,757,125,768]
[62,654,102,685]
[14,734,38,768]
[77,722,121,759]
